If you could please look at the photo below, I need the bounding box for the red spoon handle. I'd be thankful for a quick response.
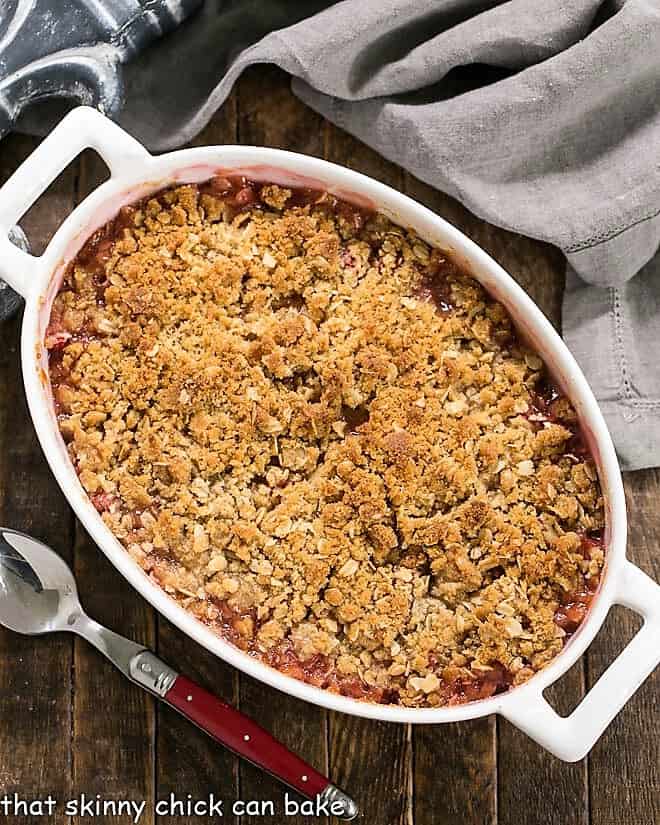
[165,675,328,797]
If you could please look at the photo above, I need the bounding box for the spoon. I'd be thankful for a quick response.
[0,527,358,820]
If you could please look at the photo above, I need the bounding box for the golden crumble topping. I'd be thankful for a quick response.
[46,178,604,706]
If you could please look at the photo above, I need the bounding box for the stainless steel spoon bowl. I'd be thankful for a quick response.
[0,527,358,819]
[0,528,80,632]
[0,527,150,673]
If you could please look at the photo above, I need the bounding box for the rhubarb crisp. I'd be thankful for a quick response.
[46,177,605,706]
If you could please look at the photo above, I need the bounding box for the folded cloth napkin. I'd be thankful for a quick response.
[25,0,660,469]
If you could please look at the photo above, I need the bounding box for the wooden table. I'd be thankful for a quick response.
[0,67,657,825]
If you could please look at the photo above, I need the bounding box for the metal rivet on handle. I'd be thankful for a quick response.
[187,695,193,702]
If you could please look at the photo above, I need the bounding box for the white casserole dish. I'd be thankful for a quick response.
[0,107,658,762]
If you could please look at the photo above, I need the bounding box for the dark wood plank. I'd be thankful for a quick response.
[588,469,660,825]
[320,124,413,825]
[238,65,324,156]
[157,617,240,824]
[3,65,657,825]
[403,174,590,825]
[63,148,156,825]
[239,675,332,822]
[498,667,589,825]
[414,719,495,825]
[235,66,330,824]
[328,713,413,825]
[399,175,499,825]
[72,527,157,824]
[405,174,591,825]
[0,133,76,824]
[155,93,242,823]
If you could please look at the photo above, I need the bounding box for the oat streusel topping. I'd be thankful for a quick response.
[46,178,604,706]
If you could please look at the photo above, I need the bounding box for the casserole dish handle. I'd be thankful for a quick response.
[501,560,660,761]
[0,106,149,298]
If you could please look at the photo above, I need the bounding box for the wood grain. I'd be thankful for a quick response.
[156,617,239,825]
[60,141,156,825]
[588,470,660,825]
[399,173,590,825]
[322,121,414,825]
[238,65,325,156]
[0,134,76,824]
[156,90,242,825]
[498,674,589,825]
[398,173,498,825]
[329,713,413,825]
[0,67,658,825]
[72,527,156,824]
[236,65,330,825]
[414,719,495,825]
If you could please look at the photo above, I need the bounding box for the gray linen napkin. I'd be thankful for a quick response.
[25,0,660,469]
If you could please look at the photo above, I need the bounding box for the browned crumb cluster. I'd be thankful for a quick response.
[46,178,604,706]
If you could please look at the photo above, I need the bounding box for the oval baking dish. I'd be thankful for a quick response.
[0,107,657,761]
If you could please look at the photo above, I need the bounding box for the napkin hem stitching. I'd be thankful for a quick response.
[566,205,660,254]
[609,286,660,409]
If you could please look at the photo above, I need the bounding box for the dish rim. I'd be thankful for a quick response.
[17,142,627,726]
